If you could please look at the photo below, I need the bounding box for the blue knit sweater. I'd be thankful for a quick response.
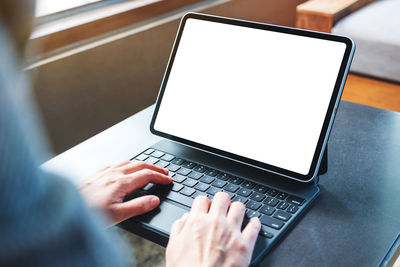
[0,22,126,267]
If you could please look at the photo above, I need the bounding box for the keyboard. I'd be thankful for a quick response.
[130,148,306,239]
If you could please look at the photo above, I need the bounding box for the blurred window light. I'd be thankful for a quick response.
[35,0,102,17]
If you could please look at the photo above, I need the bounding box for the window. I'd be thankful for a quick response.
[36,0,103,17]
[31,0,208,54]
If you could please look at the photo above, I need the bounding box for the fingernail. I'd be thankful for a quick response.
[164,168,169,174]
[151,197,159,207]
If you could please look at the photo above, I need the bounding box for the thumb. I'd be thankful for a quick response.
[113,195,160,222]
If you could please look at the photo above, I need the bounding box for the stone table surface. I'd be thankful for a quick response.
[43,101,400,266]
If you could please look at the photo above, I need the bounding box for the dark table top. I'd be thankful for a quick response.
[43,101,400,267]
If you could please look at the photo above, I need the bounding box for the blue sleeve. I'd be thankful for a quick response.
[0,23,127,267]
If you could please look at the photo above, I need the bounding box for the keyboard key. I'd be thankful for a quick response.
[191,191,208,199]
[207,186,220,196]
[194,182,210,192]
[273,210,292,221]
[182,161,196,169]
[216,173,231,181]
[287,196,305,206]
[183,178,198,187]
[237,188,252,197]
[242,181,255,189]
[171,158,185,165]
[263,197,279,207]
[200,175,215,184]
[260,227,274,238]
[246,200,261,210]
[212,179,227,188]
[171,183,184,192]
[142,183,154,191]
[155,160,169,168]
[151,150,165,158]
[259,205,276,216]
[140,183,166,195]
[267,189,279,197]
[135,154,148,161]
[144,148,154,155]
[246,209,260,218]
[287,204,299,214]
[167,164,180,172]
[161,154,175,162]
[276,192,288,200]
[277,202,289,210]
[224,184,239,193]
[193,165,207,173]
[250,192,266,202]
[180,187,195,197]
[145,157,159,164]
[260,216,284,230]
[254,185,269,194]
[177,167,191,176]
[165,191,193,207]
[204,169,219,177]
[168,172,175,177]
[228,177,243,185]
[173,174,186,183]
[233,195,248,204]
[188,172,203,180]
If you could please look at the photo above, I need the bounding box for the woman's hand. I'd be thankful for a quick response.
[78,160,172,226]
[166,192,261,267]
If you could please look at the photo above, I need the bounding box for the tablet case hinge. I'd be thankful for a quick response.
[315,146,328,184]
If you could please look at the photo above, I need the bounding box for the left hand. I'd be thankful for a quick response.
[78,160,172,227]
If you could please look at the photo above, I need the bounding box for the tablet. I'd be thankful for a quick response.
[150,13,354,182]
[379,233,400,267]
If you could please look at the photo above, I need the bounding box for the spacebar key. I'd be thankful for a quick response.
[164,191,193,208]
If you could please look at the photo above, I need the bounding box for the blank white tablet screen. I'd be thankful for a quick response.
[154,18,346,175]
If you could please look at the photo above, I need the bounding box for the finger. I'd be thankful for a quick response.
[121,161,168,175]
[112,195,160,223]
[227,201,246,228]
[118,169,173,193]
[113,160,131,168]
[98,165,111,172]
[190,196,210,215]
[242,217,261,248]
[209,192,231,217]
[170,213,189,236]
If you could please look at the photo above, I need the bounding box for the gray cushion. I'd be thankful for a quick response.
[332,0,400,83]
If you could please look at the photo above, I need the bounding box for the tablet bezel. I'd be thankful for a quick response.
[150,12,354,182]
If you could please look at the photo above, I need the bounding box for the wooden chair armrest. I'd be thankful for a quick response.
[296,0,376,32]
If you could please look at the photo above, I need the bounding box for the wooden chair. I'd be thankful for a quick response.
[296,0,375,33]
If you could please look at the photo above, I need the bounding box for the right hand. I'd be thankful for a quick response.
[166,192,261,267]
